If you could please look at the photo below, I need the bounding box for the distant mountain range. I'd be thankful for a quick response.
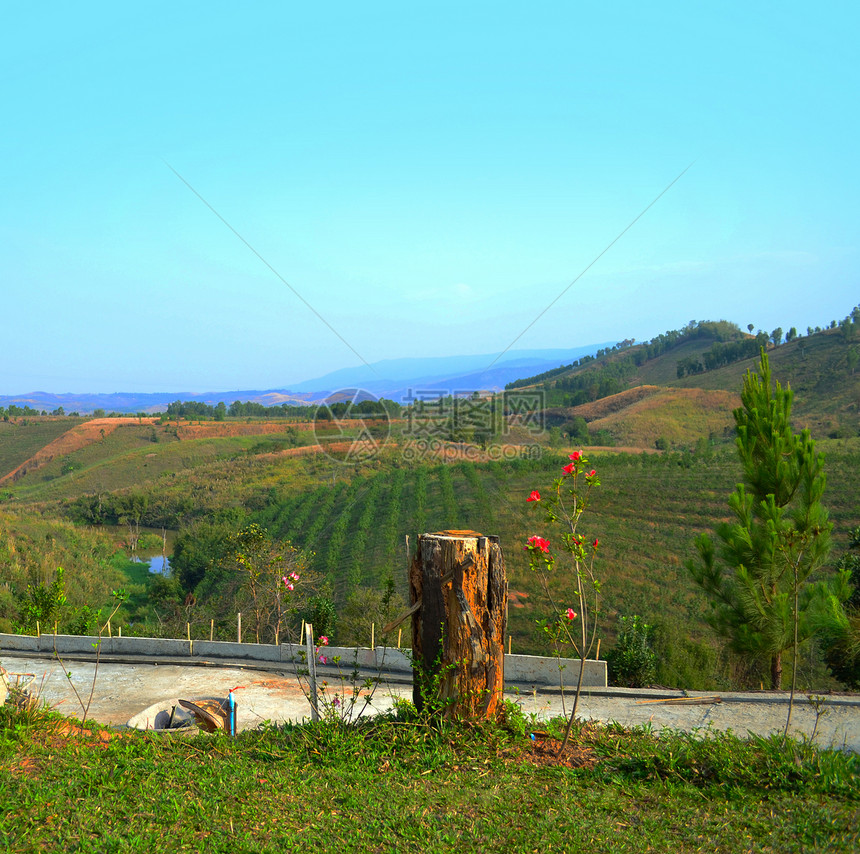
[0,344,612,414]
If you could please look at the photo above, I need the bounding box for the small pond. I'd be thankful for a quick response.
[131,554,171,574]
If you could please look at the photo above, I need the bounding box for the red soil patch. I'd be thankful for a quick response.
[507,590,530,609]
[526,736,599,769]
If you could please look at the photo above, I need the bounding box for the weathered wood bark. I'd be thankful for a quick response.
[410,530,507,719]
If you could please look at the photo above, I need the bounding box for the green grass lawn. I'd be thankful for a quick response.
[1,703,857,853]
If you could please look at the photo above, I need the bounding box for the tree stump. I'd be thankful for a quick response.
[410,530,507,719]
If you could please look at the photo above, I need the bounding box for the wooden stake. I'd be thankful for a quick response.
[36,620,40,638]
[397,628,402,649]
[595,638,601,660]
[118,625,122,638]
[108,619,112,639]
[305,622,319,722]
[187,622,191,642]
[371,622,375,650]
[237,612,242,644]
[508,635,512,655]
[210,619,214,642]
[299,621,305,646]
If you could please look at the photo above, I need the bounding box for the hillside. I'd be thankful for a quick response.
[673,329,859,437]
[579,387,739,449]
[515,321,859,445]
[0,417,86,482]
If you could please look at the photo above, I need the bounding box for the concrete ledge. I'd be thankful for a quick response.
[505,654,606,687]
[113,637,191,657]
[0,633,608,687]
[194,641,280,661]
[41,634,111,655]
[0,634,40,653]
[376,647,412,673]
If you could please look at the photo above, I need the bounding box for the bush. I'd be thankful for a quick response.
[606,615,657,687]
[651,618,723,690]
[301,592,337,641]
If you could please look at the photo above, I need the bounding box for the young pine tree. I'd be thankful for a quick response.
[687,351,845,689]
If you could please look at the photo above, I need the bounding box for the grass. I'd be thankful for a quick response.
[1,703,858,852]
[582,387,739,450]
[0,418,85,481]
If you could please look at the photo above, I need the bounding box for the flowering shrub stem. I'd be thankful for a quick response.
[525,451,602,753]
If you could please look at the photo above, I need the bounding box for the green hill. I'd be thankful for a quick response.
[514,321,859,447]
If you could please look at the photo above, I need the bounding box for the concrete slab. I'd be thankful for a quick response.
[3,652,858,752]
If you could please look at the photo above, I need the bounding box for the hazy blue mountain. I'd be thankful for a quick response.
[289,345,612,398]
[0,343,612,413]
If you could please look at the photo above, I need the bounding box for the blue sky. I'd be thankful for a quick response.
[2,2,857,393]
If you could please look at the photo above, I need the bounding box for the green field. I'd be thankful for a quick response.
[246,440,860,664]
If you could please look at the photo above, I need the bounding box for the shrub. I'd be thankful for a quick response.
[607,615,657,687]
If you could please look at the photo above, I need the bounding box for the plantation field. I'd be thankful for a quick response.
[0,418,85,483]
[249,439,860,665]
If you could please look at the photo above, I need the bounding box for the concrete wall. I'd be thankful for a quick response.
[0,632,607,687]
[505,653,607,688]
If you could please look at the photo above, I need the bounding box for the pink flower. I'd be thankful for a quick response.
[527,490,541,502]
[318,635,329,646]
[318,654,328,665]
[562,462,575,474]
[527,535,551,554]
[569,451,582,462]
[566,608,577,620]
[289,571,300,582]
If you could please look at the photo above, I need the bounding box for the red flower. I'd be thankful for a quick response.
[566,607,577,620]
[562,463,575,474]
[527,535,551,554]
[527,490,541,502]
[569,451,582,462]
[592,538,599,549]
[587,469,596,478]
